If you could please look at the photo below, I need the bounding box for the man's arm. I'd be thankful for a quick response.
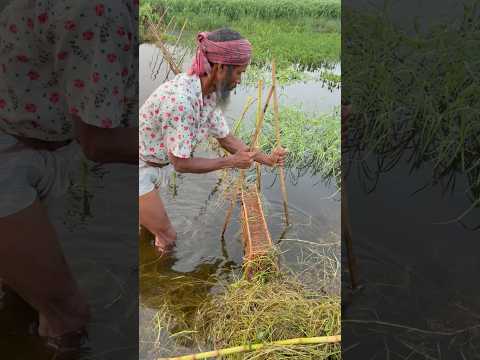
[217,133,275,166]
[168,149,257,174]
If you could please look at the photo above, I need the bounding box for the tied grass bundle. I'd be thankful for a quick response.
[192,255,341,359]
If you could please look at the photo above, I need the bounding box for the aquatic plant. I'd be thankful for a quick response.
[238,105,341,186]
[343,4,480,225]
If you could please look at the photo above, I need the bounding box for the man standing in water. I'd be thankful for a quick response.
[139,28,287,251]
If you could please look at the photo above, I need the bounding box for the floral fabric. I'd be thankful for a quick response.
[139,73,229,164]
[0,0,138,141]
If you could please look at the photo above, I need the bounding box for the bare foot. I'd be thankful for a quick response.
[154,226,177,252]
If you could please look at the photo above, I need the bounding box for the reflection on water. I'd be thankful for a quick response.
[140,43,340,115]
[0,164,139,359]
[342,3,480,358]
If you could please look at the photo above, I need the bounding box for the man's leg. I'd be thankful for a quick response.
[0,200,89,338]
[139,189,177,251]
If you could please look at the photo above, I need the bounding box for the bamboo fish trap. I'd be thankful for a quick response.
[235,77,285,275]
[240,185,273,259]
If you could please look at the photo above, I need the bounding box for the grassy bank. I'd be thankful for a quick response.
[140,0,341,71]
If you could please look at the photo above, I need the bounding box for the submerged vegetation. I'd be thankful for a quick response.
[343,4,480,225]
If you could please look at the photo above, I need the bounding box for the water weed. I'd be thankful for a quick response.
[343,5,480,223]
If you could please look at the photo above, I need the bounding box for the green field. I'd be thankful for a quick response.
[140,0,341,71]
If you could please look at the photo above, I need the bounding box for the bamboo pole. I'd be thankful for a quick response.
[148,20,181,75]
[221,96,256,237]
[272,59,290,225]
[170,19,188,59]
[221,178,239,237]
[250,81,275,152]
[233,96,255,136]
[251,80,264,191]
[250,80,264,151]
[158,335,341,360]
[256,163,261,192]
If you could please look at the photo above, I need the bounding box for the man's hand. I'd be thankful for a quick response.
[269,147,288,167]
[230,149,258,169]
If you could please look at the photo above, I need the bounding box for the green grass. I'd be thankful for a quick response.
[143,0,340,20]
[239,106,341,186]
[140,0,341,71]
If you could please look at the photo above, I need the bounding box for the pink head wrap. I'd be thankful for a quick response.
[187,31,252,76]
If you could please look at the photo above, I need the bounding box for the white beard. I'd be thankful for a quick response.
[215,79,232,111]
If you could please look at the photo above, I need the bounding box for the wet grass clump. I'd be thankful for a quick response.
[144,242,341,359]
[193,273,341,359]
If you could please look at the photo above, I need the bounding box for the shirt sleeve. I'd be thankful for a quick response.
[207,109,230,139]
[53,0,137,129]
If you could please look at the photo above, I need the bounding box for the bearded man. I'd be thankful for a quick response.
[139,28,287,251]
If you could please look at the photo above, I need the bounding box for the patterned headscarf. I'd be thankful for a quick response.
[187,31,252,76]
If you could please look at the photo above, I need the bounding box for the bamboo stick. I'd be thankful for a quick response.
[250,82,275,152]
[233,96,255,136]
[221,179,239,237]
[170,19,188,60]
[272,59,290,225]
[158,335,341,360]
[220,96,256,236]
[250,80,264,151]
[256,163,261,192]
[251,80,264,191]
[148,20,181,75]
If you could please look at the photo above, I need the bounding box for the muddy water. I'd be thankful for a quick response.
[139,43,341,358]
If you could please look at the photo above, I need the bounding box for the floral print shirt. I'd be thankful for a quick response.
[139,73,230,164]
[0,0,138,141]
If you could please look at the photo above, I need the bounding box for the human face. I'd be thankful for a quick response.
[214,64,248,91]
[214,64,248,110]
